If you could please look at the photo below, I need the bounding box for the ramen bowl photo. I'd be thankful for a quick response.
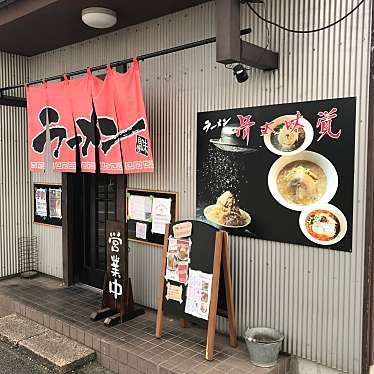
[204,205,251,229]
[268,151,338,211]
[299,204,347,245]
[177,244,189,261]
[263,114,314,156]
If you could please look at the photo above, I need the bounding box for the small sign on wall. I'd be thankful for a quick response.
[33,183,62,227]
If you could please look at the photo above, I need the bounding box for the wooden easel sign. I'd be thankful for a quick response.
[156,220,237,360]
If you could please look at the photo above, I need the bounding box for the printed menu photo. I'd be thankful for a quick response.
[184,269,213,320]
[165,237,191,284]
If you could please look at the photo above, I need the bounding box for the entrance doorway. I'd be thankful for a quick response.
[78,174,117,288]
[65,173,126,289]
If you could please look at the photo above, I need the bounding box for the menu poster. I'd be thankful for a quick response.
[197,97,356,252]
[33,184,62,227]
[184,269,213,320]
[35,188,47,217]
[165,237,191,285]
[151,197,172,234]
[128,194,153,222]
[49,188,62,219]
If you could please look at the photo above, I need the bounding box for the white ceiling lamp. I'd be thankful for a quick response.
[81,7,117,29]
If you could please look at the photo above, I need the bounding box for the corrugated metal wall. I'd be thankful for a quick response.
[28,1,371,372]
[31,147,62,278]
[28,42,63,278]
[0,51,30,277]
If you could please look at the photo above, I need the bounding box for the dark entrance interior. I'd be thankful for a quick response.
[63,173,126,289]
[79,174,116,288]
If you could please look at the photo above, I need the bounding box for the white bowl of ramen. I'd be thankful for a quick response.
[299,204,347,245]
[263,114,314,156]
[204,205,251,229]
[268,151,338,211]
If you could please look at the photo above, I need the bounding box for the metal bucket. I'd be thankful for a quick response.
[244,327,284,367]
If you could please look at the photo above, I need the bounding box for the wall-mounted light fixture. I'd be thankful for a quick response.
[81,7,117,29]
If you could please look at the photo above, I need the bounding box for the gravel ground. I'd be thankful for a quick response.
[0,340,112,374]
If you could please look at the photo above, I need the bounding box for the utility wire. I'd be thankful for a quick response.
[246,0,365,34]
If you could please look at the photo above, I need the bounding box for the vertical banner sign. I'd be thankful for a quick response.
[110,59,154,173]
[106,221,126,308]
[45,80,77,172]
[92,66,124,174]
[66,71,100,173]
[197,97,356,252]
[26,84,48,172]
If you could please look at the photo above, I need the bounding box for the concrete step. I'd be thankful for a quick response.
[0,313,47,345]
[0,314,96,373]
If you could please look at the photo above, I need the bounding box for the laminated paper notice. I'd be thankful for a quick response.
[135,222,147,240]
[35,188,47,217]
[165,282,183,304]
[49,188,62,218]
[165,238,191,284]
[184,269,213,320]
[128,194,153,221]
[151,197,172,234]
[173,221,192,238]
[151,222,166,235]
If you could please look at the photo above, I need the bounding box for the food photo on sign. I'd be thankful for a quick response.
[196,97,356,251]
[165,237,191,285]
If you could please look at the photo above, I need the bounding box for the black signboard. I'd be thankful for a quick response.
[33,183,62,227]
[161,220,227,327]
[104,220,127,311]
[157,220,237,360]
[197,97,356,251]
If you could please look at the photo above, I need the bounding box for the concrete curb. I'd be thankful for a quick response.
[0,313,96,373]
